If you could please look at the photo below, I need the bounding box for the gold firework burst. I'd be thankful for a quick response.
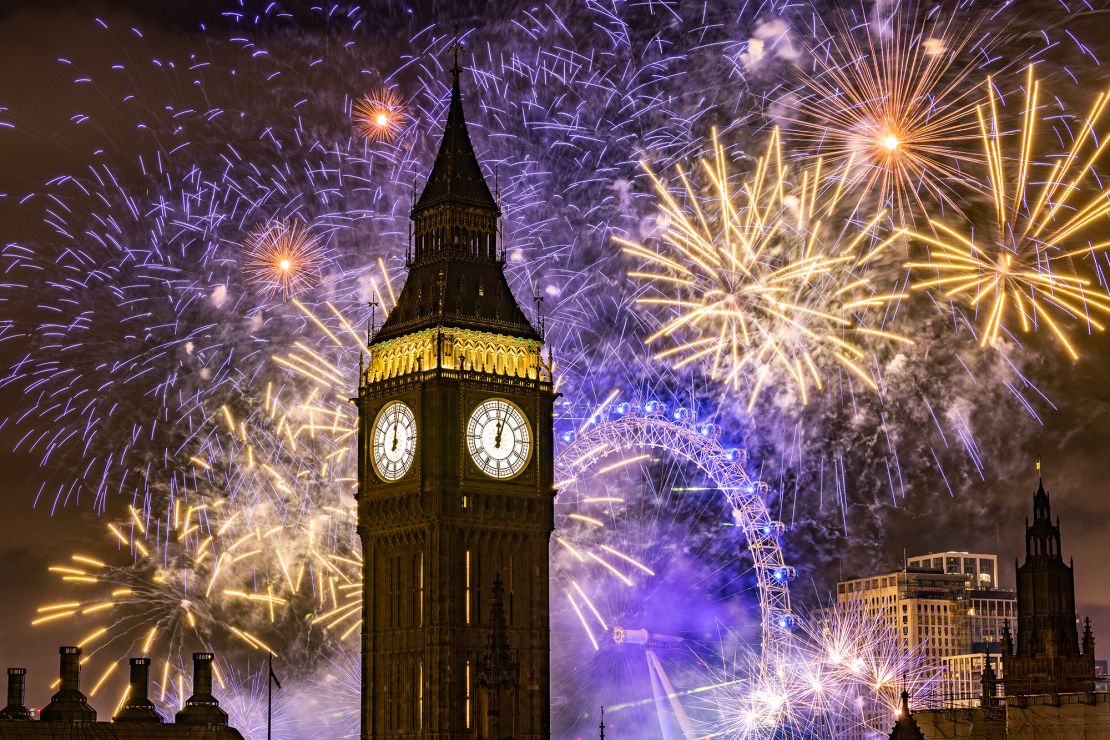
[904,67,1110,359]
[242,219,326,300]
[352,87,408,143]
[617,128,910,410]
[789,5,984,220]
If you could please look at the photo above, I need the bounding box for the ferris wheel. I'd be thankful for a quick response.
[554,407,796,662]
[549,403,799,736]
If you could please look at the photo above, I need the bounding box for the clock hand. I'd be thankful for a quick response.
[494,419,503,448]
[391,423,398,452]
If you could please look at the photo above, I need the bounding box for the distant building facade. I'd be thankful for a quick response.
[903,552,1017,650]
[940,653,1004,708]
[837,539,1024,731]
[834,565,976,736]
[967,590,1018,647]
[837,568,972,661]
[907,552,999,590]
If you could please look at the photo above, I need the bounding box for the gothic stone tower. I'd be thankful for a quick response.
[1001,474,1096,695]
[357,58,554,738]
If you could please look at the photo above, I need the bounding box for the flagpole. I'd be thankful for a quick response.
[268,652,273,740]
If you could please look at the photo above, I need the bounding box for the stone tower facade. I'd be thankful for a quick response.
[1001,475,1096,695]
[357,56,554,738]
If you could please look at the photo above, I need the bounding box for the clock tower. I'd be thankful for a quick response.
[357,56,554,739]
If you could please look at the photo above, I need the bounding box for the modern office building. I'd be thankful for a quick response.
[907,552,999,590]
[836,566,972,660]
[836,550,1016,731]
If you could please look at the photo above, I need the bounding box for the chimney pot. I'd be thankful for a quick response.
[174,652,228,726]
[59,646,80,692]
[192,652,213,696]
[113,657,161,723]
[40,646,96,722]
[0,668,30,720]
[129,658,150,700]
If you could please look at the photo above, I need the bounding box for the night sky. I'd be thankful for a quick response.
[2,0,1110,722]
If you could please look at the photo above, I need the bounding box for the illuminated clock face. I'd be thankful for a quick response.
[467,399,531,479]
[371,401,417,481]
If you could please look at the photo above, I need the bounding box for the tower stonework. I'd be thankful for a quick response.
[357,59,554,738]
[1001,476,1096,695]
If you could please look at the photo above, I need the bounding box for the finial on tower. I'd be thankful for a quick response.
[598,706,606,739]
[449,28,464,83]
[1036,454,1042,482]
[1083,616,1096,656]
[534,292,545,341]
[368,299,378,345]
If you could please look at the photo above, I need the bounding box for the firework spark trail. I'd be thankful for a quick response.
[547,386,807,736]
[7,0,728,516]
[197,658,301,739]
[905,66,1110,359]
[33,374,365,709]
[692,602,942,737]
[619,128,911,410]
[33,503,271,714]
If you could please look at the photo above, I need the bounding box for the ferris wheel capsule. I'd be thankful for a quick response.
[772,565,798,583]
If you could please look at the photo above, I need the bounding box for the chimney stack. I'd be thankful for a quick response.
[175,652,229,726]
[113,657,161,723]
[60,646,79,692]
[39,646,96,722]
[0,668,30,720]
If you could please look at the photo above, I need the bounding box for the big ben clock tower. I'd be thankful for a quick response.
[357,53,554,739]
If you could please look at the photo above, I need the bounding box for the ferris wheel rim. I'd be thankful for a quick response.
[554,412,794,661]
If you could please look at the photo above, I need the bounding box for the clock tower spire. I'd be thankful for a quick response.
[357,50,554,739]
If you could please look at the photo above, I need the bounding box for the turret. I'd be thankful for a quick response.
[1005,465,1096,693]
[1001,619,1013,656]
[888,690,925,740]
[981,654,997,708]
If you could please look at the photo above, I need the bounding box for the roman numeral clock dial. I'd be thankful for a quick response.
[371,401,416,481]
[467,399,531,479]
